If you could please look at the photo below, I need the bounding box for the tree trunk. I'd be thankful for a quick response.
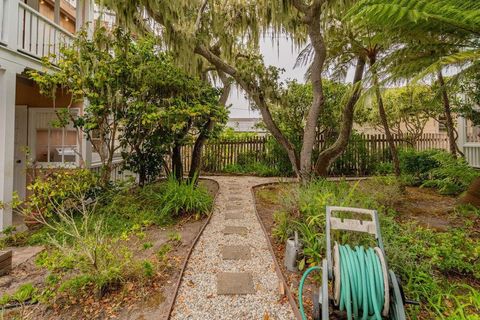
[370,56,401,177]
[172,142,183,182]
[188,71,231,181]
[437,69,457,157]
[460,176,480,208]
[299,7,326,181]
[314,56,366,176]
[194,44,301,178]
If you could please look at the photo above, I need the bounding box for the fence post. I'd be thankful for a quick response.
[457,116,467,153]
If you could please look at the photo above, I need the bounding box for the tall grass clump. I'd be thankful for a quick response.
[156,176,213,218]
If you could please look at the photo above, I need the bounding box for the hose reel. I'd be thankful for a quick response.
[299,206,414,320]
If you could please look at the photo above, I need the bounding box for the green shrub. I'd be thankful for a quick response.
[399,148,441,184]
[374,162,394,175]
[25,169,99,218]
[264,138,295,176]
[399,149,479,195]
[156,176,213,218]
[423,151,479,195]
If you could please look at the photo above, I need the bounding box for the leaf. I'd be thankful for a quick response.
[298,257,306,271]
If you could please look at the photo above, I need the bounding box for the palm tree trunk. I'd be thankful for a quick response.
[437,69,457,157]
[370,56,401,176]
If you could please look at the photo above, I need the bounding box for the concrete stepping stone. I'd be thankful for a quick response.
[223,226,248,236]
[225,211,244,219]
[217,272,255,295]
[227,196,245,202]
[226,204,242,211]
[221,245,251,260]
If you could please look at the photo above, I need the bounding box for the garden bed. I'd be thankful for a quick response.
[1,178,218,320]
[253,179,480,319]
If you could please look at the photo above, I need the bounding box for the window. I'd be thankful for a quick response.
[29,109,79,166]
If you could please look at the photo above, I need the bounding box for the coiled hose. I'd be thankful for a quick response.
[298,245,388,320]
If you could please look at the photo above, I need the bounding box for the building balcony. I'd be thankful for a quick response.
[0,0,90,67]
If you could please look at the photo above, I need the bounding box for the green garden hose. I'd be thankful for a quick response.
[298,245,389,320]
[338,245,385,320]
[299,265,322,320]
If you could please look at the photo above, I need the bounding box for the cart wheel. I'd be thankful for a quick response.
[312,291,321,320]
[389,270,407,320]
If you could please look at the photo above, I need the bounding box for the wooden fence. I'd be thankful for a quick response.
[180,133,449,176]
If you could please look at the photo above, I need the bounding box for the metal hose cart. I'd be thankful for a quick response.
[298,206,416,320]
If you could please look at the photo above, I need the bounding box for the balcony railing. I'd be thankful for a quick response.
[0,0,7,44]
[18,2,73,61]
[0,0,73,63]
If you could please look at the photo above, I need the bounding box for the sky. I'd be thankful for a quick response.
[226,36,308,118]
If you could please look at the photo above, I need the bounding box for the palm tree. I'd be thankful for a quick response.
[348,0,480,156]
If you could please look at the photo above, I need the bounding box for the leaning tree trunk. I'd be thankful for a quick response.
[315,56,366,176]
[188,71,231,181]
[437,69,457,157]
[371,56,401,177]
[194,44,301,178]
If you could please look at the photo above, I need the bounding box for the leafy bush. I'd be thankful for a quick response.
[24,169,98,218]
[156,176,213,218]
[399,149,479,195]
[264,138,295,176]
[399,149,445,185]
[374,162,394,175]
[423,151,479,195]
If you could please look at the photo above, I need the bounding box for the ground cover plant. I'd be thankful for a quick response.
[255,178,480,319]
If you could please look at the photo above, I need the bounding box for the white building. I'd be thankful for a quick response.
[0,0,110,231]
[226,117,266,134]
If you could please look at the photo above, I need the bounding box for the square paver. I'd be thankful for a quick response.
[226,204,242,211]
[225,211,244,220]
[217,272,255,295]
[221,245,251,260]
[223,226,248,236]
[227,196,244,202]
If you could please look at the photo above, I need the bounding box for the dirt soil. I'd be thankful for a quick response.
[391,186,480,234]
[2,179,219,320]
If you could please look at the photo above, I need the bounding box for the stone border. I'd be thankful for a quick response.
[166,178,220,320]
[251,181,303,320]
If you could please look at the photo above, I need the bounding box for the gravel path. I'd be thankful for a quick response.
[171,176,296,320]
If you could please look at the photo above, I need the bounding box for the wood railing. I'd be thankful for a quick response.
[464,143,480,168]
[17,1,73,61]
[0,0,8,44]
